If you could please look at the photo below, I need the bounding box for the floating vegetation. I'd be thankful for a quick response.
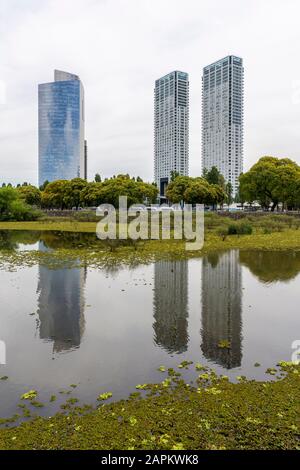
[0,226,300,274]
[218,340,231,349]
[0,376,8,381]
[21,390,37,401]
[266,368,277,376]
[178,360,193,369]
[136,384,148,390]
[0,362,298,450]
[30,401,44,408]
[97,392,113,401]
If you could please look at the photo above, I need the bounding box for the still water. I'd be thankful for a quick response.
[0,231,299,419]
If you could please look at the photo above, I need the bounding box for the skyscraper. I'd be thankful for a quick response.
[154,71,189,200]
[38,70,85,186]
[202,56,244,196]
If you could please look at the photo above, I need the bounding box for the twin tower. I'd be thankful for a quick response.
[155,55,244,199]
[39,56,244,198]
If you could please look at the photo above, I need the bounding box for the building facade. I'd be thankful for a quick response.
[202,56,244,196]
[154,71,189,200]
[38,70,85,186]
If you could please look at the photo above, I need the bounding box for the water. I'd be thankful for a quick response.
[0,231,299,419]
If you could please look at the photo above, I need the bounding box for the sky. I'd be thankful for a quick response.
[0,0,300,186]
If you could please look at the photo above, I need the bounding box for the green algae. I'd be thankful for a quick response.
[0,362,298,450]
[0,225,300,274]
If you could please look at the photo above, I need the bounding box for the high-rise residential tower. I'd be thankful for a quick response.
[202,56,244,196]
[38,70,85,186]
[154,71,189,200]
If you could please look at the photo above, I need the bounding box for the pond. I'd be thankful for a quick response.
[0,231,299,420]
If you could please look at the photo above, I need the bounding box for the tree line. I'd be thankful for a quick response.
[0,156,299,221]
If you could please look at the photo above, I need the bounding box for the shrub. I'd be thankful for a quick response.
[0,187,41,221]
[228,222,253,235]
[10,200,41,221]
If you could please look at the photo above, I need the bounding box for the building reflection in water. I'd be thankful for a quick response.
[37,243,86,353]
[201,251,243,368]
[153,260,189,354]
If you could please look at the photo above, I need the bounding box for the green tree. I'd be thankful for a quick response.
[80,175,158,208]
[225,182,233,207]
[170,171,180,182]
[17,185,41,206]
[203,166,225,188]
[239,156,300,211]
[0,187,40,221]
[184,180,211,204]
[64,178,88,209]
[39,180,49,191]
[41,180,70,209]
[166,176,192,203]
[95,173,101,183]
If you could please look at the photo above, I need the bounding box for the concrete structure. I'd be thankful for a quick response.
[154,71,189,200]
[202,56,244,196]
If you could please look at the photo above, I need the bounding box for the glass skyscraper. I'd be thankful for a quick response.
[38,70,85,186]
[154,71,189,200]
[202,56,244,196]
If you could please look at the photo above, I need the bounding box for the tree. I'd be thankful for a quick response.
[239,156,300,211]
[39,180,49,191]
[95,173,101,183]
[166,176,192,203]
[0,187,40,221]
[64,178,88,209]
[184,180,211,204]
[203,166,225,188]
[80,175,158,208]
[166,175,226,208]
[170,171,180,182]
[225,182,233,207]
[41,180,70,209]
[17,185,41,206]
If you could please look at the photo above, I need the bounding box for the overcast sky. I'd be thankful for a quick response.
[0,0,300,185]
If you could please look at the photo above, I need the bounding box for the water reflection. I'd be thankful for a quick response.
[240,250,300,283]
[1,229,300,419]
[37,242,86,353]
[153,260,189,354]
[201,251,243,368]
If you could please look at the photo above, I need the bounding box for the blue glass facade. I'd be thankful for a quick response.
[38,71,85,186]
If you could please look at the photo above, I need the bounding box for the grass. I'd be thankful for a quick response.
[0,362,299,450]
[0,220,98,233]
